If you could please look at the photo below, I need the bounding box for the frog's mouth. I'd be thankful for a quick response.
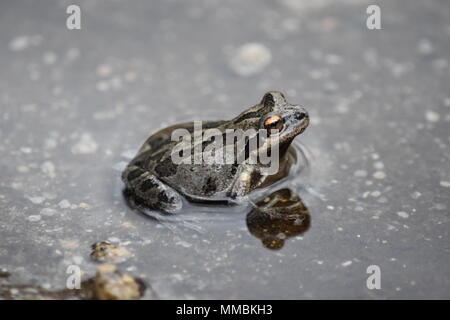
[281,106,310,141]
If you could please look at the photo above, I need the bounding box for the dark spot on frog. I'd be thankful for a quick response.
[147,135,165,150]
[127,168,144,181]
[154,158,177,177]
[233,111,261,124]
[250,170,262,186]
[158,191,173,204]
[202,120,226,129]
[202,177,217,196]
[294,112,306,121]
[132,159,144,167]
[201,132,229,153]
[140,179,158,192]
[262,92,276,107]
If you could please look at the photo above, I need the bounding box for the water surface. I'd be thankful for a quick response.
[0,0,449,299]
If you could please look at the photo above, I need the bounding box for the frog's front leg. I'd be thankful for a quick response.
[228,166,264,199]
[122,165,182,213]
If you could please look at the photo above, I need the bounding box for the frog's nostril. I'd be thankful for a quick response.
[295,112,306,121]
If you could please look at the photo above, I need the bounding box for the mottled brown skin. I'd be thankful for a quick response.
[90,242,132,263]
[122,91,309,213]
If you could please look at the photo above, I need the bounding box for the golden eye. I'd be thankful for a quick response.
[263,115,284,133]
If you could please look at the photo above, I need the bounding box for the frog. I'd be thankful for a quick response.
[122,91,309,213]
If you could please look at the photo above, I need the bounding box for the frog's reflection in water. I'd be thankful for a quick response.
[123,186,310,250]
[246,188,310,250]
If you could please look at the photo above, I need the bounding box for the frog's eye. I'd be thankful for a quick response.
[263,115,284,133]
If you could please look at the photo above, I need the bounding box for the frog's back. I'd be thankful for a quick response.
[128,120,236,201]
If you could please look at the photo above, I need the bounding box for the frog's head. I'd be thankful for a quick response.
[230,91,308,165]
[233,91,309,136]
[258,91,309,145]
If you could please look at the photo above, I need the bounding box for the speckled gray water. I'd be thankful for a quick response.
[1,0,449,299]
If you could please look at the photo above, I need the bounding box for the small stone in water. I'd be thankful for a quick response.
[71,133,98,154]
[397,211,409,219]
[229,43,272,76]
[40,208,56,216]
[28,215,41,222]
[425,110,440,123]
[341,260,352,267]
[373,171,386,180]
[411,191,421,199]
[41,161,56,178]
[354,170,368,178]
[440,181,450,188]
[28,196,45,204]
[58,199,71,209]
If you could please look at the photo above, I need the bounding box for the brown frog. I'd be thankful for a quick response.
[122,91,309,213]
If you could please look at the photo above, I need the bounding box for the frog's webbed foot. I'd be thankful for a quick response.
[122,165,182,214]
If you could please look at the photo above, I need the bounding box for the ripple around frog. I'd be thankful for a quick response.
[122,140,312,233]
